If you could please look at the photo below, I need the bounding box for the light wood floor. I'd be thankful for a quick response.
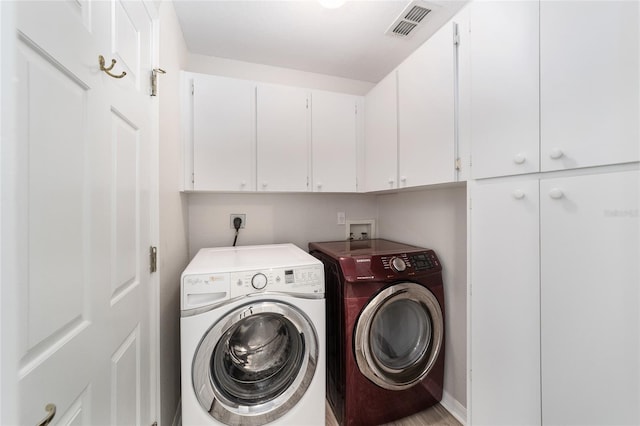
[325,399,462,426]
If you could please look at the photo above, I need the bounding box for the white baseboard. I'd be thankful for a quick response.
[172,398,182,426]
[441,391,467,425]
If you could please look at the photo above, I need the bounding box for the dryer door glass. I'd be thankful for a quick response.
[354,283,443,390]
[371,299,431,370]
[192,301,319,425]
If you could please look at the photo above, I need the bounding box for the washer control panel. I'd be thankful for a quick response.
[231,264,324,297]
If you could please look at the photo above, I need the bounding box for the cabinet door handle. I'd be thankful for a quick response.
[549,148,564,159]
[262,182,268,189]
[388,178,395,185]
[513,153,526,164]
[512,189,525,200]
[549,188,564,199]
[400,176,407,182]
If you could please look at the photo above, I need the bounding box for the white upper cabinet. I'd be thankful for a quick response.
[190,74,256,191]
[364,71,398,192]
[398,20,457,187]
[470,1,639,179]
[540,1,639,171]
[469,1,540,179]
[311,90,362,192]
[256,84,310,192]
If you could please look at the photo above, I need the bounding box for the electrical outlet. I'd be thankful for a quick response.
[337,212,346,225]
[230,214,246,229]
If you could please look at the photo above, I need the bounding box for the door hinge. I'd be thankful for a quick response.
[191,172,195,184]
[191,83,194,96]
[455,158,462,171]
[150,246,157,273]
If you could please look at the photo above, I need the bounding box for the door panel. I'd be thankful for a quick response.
[112,110,140,302]
[111,327,141,425]
[12,1,155,424]
[16,37,90,358]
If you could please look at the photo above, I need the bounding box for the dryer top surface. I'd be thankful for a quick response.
[308,239,427,259]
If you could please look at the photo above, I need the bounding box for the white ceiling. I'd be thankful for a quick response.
[172,0,469,83]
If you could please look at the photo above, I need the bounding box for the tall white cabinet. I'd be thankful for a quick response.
[470,178,541,426]
[468,1,640,424]
[540,171,639,425]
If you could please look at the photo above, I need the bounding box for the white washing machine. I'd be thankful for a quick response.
[180,244,325,426]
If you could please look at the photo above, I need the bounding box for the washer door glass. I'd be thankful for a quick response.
[354,283,443,390]
[193,301,318,425]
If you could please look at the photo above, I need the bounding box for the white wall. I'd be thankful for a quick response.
[188,192,378,257]
[158,2,189,425]
[376,184,468,415]
[187,53,374,96]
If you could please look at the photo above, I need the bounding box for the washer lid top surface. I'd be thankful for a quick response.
[183,243,321,275]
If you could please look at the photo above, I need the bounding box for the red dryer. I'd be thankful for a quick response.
[309,239,445,426]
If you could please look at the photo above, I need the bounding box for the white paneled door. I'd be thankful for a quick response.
[10,1,156,425]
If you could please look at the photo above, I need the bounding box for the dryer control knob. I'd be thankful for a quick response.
[251,273,268,290]
[390,257,407,273]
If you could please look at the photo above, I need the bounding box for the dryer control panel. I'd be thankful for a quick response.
[350,250,441,282]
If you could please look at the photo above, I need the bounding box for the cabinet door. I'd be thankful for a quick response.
[364,71,398,192]
[470,1,539,179]
[311,91,360,192]
[540,2,639,171]
[470,179,541,425]
[398,20,455,187]
[257,84,309,192]
[540,170,639,425]
[192,74,256,191]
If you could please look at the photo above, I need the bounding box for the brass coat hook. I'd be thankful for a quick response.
[99,55,127,79]
[36,403,56,426]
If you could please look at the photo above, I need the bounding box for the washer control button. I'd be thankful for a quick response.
[251,273,268,290]
[390,257,407,272]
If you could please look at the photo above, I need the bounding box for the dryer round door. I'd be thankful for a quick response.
[354,282,443,390]
[192,300,319,425]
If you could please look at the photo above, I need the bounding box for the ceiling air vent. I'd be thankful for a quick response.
[386,1,433,39]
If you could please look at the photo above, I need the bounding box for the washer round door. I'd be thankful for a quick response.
[354,282,443,390]
[192,300,319,425]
